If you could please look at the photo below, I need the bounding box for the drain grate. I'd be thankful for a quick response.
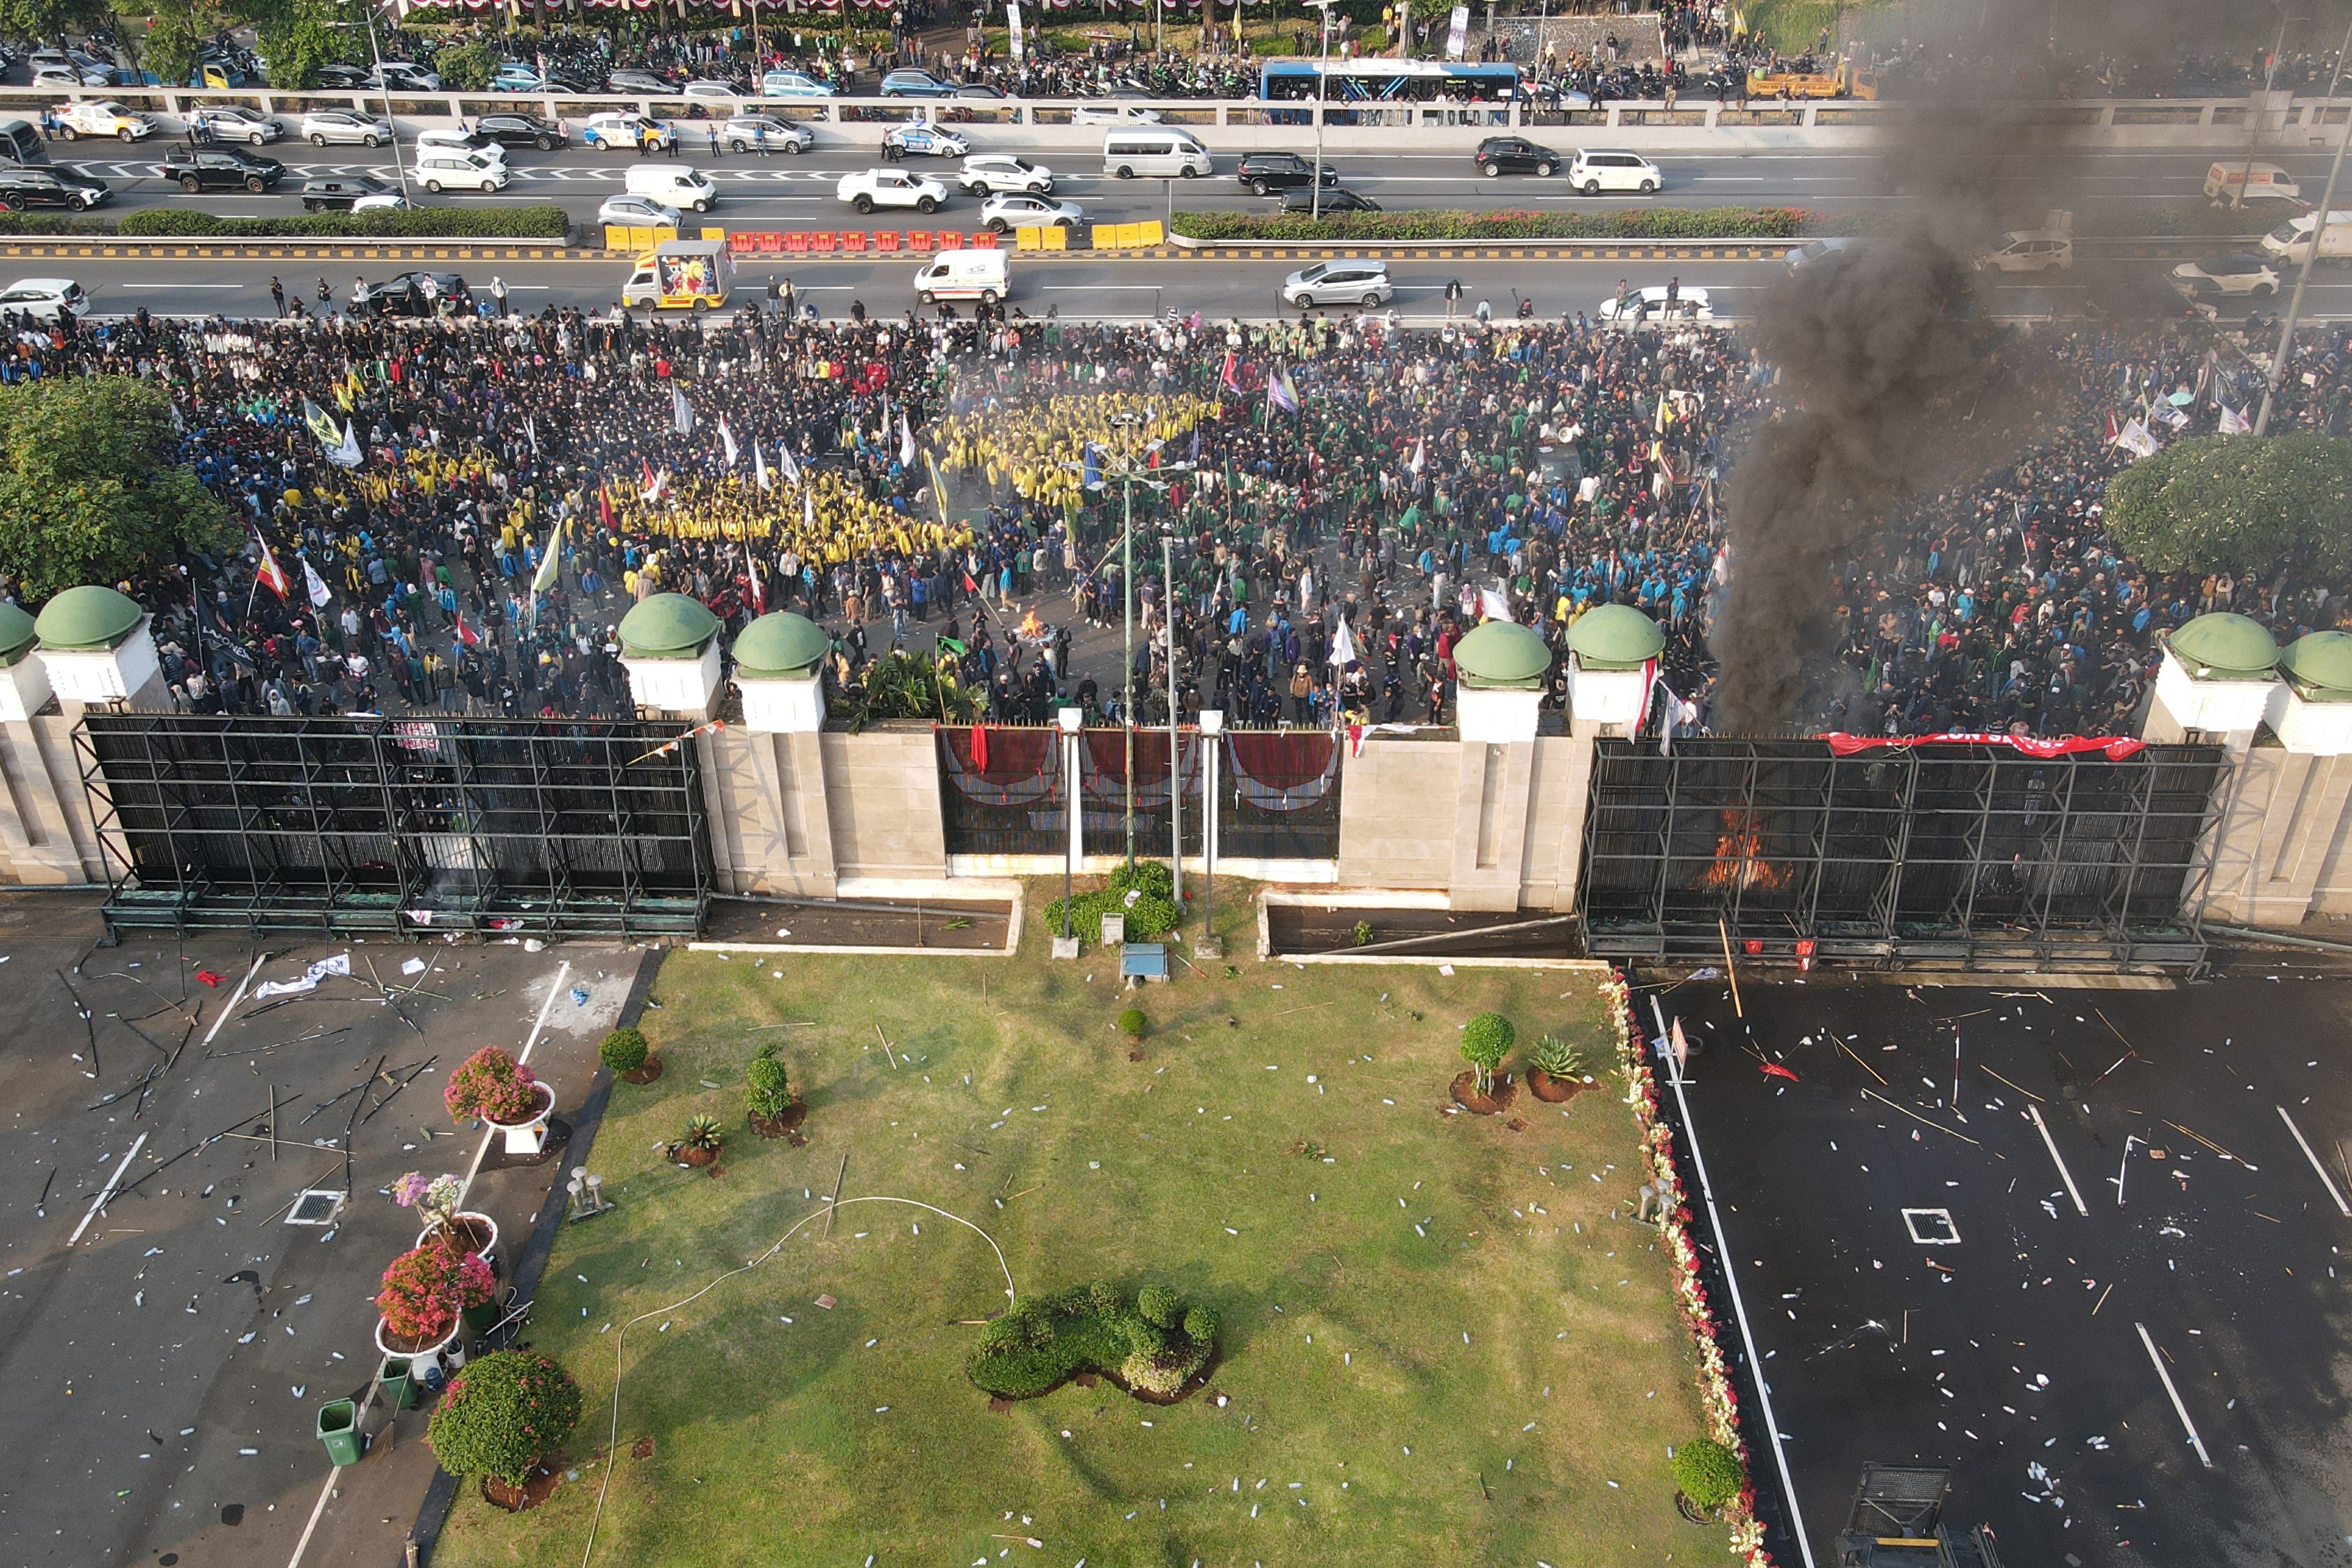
[284,1189,345,1226]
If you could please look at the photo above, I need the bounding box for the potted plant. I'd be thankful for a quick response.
[394,1170,500,1270]
[426,1350,584,1512]
[1452,1012,1516,1113]
[1527,1036,1590,1103]
[673,1114,724,1167]
[445,1045,555,1155]
[600,1026,661,1085]
[1671,1436,1746,1523]
[375,1243,494,1360]
[746,1044,804,1138]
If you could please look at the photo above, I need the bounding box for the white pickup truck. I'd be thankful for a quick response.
[836,167,948,215]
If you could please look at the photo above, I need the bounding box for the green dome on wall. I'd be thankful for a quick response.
[2167,613,2278,679]
[33,585,142,652]
[2280,631,2352,700]
[1453,620,1553,689]
[1565,604,1665,671]
[617,593,720,660]
[0,601,36,666]
[732,613,830,678]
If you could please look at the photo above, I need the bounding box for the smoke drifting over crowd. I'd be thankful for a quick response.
[1707,0,2332,732]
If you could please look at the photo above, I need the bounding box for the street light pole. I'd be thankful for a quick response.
[2257,13,2352,438]
[1122,470,1136,870]
[354,3,412,201]
[1164,532,1182,911]
[1309,0,1334,219]
[2236,9,2291,212]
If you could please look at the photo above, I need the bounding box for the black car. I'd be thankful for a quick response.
[314,63,373,90]
[1236,151,1339,196]
[473,112,569,151]
[357,271,470,318]
[301,174,396,212]
[0,165,109,210]
[1279,185,1380,214]
[541,66,604,94]
[1474,135,1560,177]
[159,144,283,193]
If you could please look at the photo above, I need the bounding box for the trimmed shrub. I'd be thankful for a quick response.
[1460,1013,1515,1095]
[598,1027,650,1076]
[1672,1437,1746,1512]
[443,1045,541,1124]
[114,205,571,240]
[1116,1007,1147,1040]
[426,1351,584,1487]
[0,212,118,236]
[1531,1035,1587,1079]
[968,1282,1217,1401]
[1045,858,1181,941]
[746,1052,792,1119]
[1169,204,1816,245]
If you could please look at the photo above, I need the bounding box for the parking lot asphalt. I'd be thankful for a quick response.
[0,893,645,1568]
[1648,968,2352,1568]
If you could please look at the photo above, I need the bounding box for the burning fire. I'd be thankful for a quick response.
[1017,609,1044,641]
[1698,810,1786,893]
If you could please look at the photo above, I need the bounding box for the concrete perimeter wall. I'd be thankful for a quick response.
[0,718,105,887]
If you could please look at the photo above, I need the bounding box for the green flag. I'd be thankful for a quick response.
[937,634,967,657]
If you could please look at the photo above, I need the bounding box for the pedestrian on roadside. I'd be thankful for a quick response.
[269,276,286,318]
[707,124,719,157]
[490,276,509,317]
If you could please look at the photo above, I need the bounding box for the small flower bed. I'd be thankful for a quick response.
[444,1045,542,1124]
[968,1281,1218,1401]
[1606,967,1774,1566]
[1044,859,1180,941]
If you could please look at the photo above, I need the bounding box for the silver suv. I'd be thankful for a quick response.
[1279,260,1392,311]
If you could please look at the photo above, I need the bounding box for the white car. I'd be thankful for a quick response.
[837,167,948,215]
[1595,284,1713,328]
[759,70,834,99]
[0,277,87,319]
[56,101,153,141]
[413,150,508,194]
[375,61,442,93]
[721,115,813,154]
[680,79,740,101]
[1073,102,1163,125]
[583,112,673,153]
[33,62,108,88]
[959,154,1054,195]
[415,127,507,162]
[2172,252,2282,299]
[981,192,1081,231]
[189,105,282,144]
[302,109,393,147]
[1568,148,1661,195]
[882,121,968,160]
[598,193,682,229]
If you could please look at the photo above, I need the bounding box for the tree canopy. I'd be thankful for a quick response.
[0,377,233,601]
[2106,432,2352,579]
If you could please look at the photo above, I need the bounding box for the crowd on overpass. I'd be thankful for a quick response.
[0,288,2346,741]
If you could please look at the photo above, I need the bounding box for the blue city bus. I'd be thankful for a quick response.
[1257,59,1521,124]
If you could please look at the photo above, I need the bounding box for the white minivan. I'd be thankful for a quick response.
[1104,130,1210,180]
[1568,148,1661,195]
[914,247,1010,305]
[624,164,718,213]
[414,150,508,193]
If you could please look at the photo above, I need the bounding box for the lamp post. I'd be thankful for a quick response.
[1056,702,1084,955]
[2257,13,2352,437]
[1307,0,1337,220]
[1197,707,1224,958]
[335,3,412,202]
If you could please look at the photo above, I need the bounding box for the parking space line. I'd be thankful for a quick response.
[2276,1105,2352,1216]
[2029,1103,2089,1215]
[2135,1321,2215,1468]
[67,1132,147,1247]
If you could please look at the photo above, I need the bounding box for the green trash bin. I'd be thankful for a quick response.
[315,1398,364,1467]
[378,1357,418,1411]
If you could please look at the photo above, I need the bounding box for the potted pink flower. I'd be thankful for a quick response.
[445,1046,556,1156]
[394,1171,500,1272]
[375,1243,495,1360]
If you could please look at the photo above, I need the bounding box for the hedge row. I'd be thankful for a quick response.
[116,206,572,239]
[968,1282,1217,1401]
[1044,859,1179,943]
[1168,204,1817,244]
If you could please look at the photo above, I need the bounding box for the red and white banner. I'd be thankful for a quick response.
[1227,731,1339,814]
[1818,732,2146,760]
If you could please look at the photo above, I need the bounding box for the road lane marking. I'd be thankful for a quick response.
[2029,1103,2089,1215]
[2135,1321,2214,1469]
[2276,1105,2352,1215]
[68,1132,148,1246]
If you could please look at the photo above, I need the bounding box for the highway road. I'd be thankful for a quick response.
[29,137,2328,232]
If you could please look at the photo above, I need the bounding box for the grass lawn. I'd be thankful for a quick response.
[433,890,1720,1567]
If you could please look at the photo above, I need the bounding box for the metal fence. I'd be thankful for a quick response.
[1579,738,2229,972]
[937,725,1068,859]
[77,714,710,938]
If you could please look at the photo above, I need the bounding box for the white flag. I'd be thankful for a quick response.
[754,438,772,492]
[1406,435,1424,476]
[1328,616,1357,668]
[718,417,739,470]
[525,415,539,455]
[301,555,332,610]
[2115,418,2160,459]
[2218,403,2249,434]
[329,420,362,470]
[1479,587,1512,622]
[899,410,916,469]
[804,486,815,532]
[778,443,803,488]
[671,384,694,436]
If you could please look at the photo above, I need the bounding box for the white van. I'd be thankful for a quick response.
[2205,160,2300,203]
[1103,130,1210,180]
[413,150,507,194]
[914,247,1009,305]
[1568,148,1661,194]
[2263,210,2352,265]
[624,164,718,213]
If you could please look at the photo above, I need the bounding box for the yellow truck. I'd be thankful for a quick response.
[1746,61,1852,100]
[619,238,735,312]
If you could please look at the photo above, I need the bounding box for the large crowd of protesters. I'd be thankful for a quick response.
[1,278,2349,741]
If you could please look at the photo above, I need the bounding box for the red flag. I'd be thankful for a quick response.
[597,484,616,531]
[194,969,223,987]
[1221,350,1242,394]
[454,612,480,648]
[962,571,980,594]
[2103,410,2119,445]
[1760,1062,1801,1084]
[970,723,989,773]
[252,529,291,601]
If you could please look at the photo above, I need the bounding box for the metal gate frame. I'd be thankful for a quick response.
[75,713,712,939]
[1578,738,2231,974]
